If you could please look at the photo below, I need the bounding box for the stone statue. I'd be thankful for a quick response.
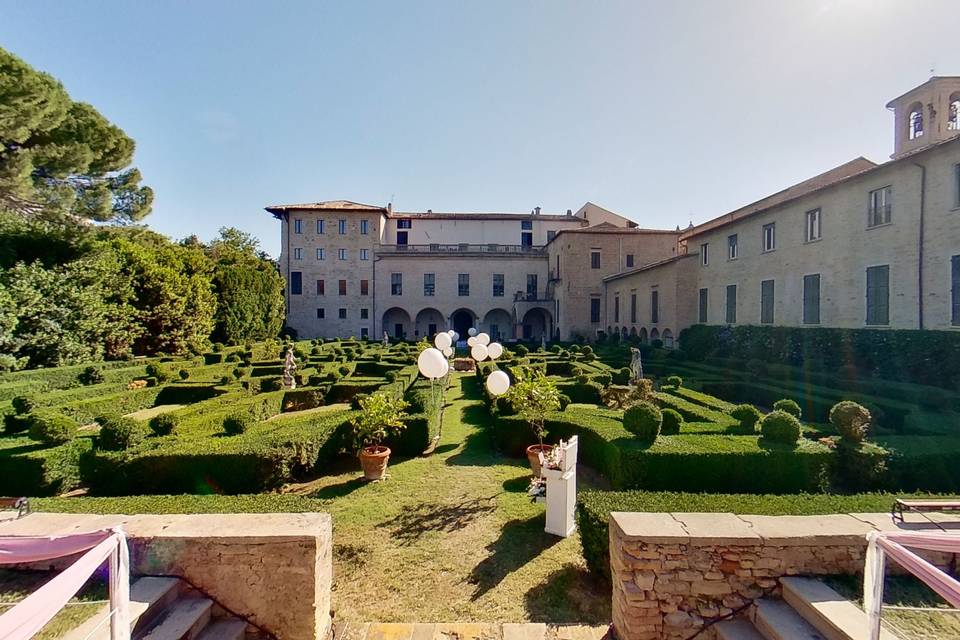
[283,347,298,389]
[382,331,390,347]
[540,334,547,352]
[629,347,644,383]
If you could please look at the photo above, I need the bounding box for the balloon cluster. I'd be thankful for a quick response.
[416,328,511,397]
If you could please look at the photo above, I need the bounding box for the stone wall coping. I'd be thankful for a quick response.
[611,511,960,546]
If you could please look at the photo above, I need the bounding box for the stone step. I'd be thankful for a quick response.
[781,577,901,640]
[716,619,766,640]
[753,599,827,640]
[195,619,248,640]
[63,576,183,640]
[137,596,214,640]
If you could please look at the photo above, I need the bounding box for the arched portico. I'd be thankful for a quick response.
[450,308,477,338]
[662,329,674,349]
[482,308,512,342]
[650,328,660,342]
[638,328,648,343]
[382,307,412,340]
[414,308,445,339]
[521,307,552,342]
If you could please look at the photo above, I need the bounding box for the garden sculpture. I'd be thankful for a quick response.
[283,347,297,389]
[630,347,644,382]
[382,331,389,347]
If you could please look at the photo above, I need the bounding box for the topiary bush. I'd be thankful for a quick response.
[829,401,872,443]
[773,399,801,419]
[12,395,37,415]
[232,367,245,380]
[665,375,683,388]
[79,366,105,385]
[178,368,190,380]
[149,413,179,437]
[613,367,631,385]
[558,393,571,411]
[96,414,148,451]
[660,408,683,435]
[338,365,351,376]
[219,375,230,386]
[515,344,529,356]
[623,402,662,441]
[575,374,589,385]
[223,412,253,435]
[384,370,398,383]
[594,372,613,387]
[729,404,763,434]
[350,393,369,410]
[145,363,169,383]
[27,411,78,445]
[760,410,802,445]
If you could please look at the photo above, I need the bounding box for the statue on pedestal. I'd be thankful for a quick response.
[382,331,390,347]
[629,347,644,383]
[283,347,297,389]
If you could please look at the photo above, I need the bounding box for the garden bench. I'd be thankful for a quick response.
[0,497,31,518]
[892,498,960,522]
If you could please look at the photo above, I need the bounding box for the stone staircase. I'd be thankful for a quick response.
[716,577,900,640]
[62,576,266,640]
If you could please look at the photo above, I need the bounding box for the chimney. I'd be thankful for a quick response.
[427,209,432,214]
[534,206,541,215]
[387,202,392,214]
[566,209,573,216]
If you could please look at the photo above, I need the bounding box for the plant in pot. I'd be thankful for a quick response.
[351,390,409,481]
[505,369,561,478]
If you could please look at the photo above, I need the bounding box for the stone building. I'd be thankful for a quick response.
[268,77,960,343]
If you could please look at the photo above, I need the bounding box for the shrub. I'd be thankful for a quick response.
[145,363,169,383]
[773,399,801,419]
[351,391,410,452]
[96,414,148,451]
[623,402,662,441]
[219,376,230,385]
[558,393,571,411]
[28,411,78,445]
[232,367,245,379]
[79,366,105,385]
[594,372,612,386]
[178,368,190,380]
[660,408,683,435]
[665,375,683,388]
[760,410,802,445]
[12,395,37,415]
[581,345,594,355]
[550,345,562,354]
[729,404,763,434]
[613,367,631,385]
[384,370,399,383]
[149,413,179,437]
[338,365,351,377]
[515,344,529,356]
[650,339,663,349]
[582,352,597,362]
[569,344,581,353]
[746,358,768,376]
[212,342,225,352]
[350,393,369,410]
[223,412,253,435]
[830,401,872,443]
[226,352,241,362]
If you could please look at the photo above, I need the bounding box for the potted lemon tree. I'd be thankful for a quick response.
[352,390,409,481]
[506,369,561,477]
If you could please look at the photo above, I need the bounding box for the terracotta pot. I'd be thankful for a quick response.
[359,445,391,481]
[526,444,553,478]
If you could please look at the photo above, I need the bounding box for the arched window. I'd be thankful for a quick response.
[908,103,924,140]
[949,93,960,131]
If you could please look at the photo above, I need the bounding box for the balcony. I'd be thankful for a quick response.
[377,243,545,256]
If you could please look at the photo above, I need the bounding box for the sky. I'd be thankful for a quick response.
[1,0,958,257]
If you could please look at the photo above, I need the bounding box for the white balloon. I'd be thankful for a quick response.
[442,346,453,358]
[485,370,511,396]
[434,333,452,349]
[471,344,489,361]
[466,336,477,347]
[468,327,478,337]
[451,331,460,342]
[477,332,490,346]
[417,348,446,379]
[447,329,456,336]
[437,359,449,378]
[487,342,503,359]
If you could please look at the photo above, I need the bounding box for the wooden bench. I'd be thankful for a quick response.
[0,497,30,518]
[892,498,960,522]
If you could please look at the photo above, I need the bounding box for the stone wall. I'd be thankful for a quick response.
[609,511,958,640]
[0,512,333,640]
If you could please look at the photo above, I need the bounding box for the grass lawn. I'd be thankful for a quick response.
[0,569,107,640]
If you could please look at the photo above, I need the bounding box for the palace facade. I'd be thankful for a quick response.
[268,77,960,343]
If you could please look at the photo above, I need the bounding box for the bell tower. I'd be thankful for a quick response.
[886,76,960,159]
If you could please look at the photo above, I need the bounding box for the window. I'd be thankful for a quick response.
[630,293,637,323]
[952,255,960,326]
[360,220,369,235]
[954,164,960,207]
[391,273,402,296]
[424,273,435,296]
[396,219,412,229]
[869,186,892,227]
[762,223,776,252]
[458,273,470,296]
[294,218,302,234]
[613,295,620,323]
[651,290,659,324]
[698,288,708,323]
[626,254,634,268]
[338,248,348,260]
[338,280,347,296]
[590,298,601,323]
[360,249,369,261]
[338,219,347,234]
[760,279,774,324]
[521,220,533,230]
[950,94,960,131]
[316,248,325,260]
[338,308,347,319]
[290,272,302,295]
[700,243,709,266]
[526,274,537,299]
[361,327,368,339]
[521,225,533,246]
[317,219,325,234]
[727,234,738,260]
[360,280,368,296]
[293,247,303,260]
[360,308,369,320]
[866,265,890,325]
[316,279,324,295]
[725,284,737,324]
[908,103,924,140]
[316,308,324,319]
[397,231,408,245]
[803,274,820,325]
[493,274,504,297]
[490,324,499,340]
[547,230,556,243]
[590,250,601,269]
[805,208,821,242]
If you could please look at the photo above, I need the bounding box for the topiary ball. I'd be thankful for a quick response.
[27,411,77,445]
[12,395,37,415]
[384,370,399,383]
[338,365,351,376]
[623,401,662,441]
[760,410,802,445]
[729,404,763,434]
[660,408,684,435]
[829,401,872,442]
[223,412,253,435]
[149,413,179,437]
[79,366,105,385]
[665,375,683,388]
[219,375,231,385]
[96,414,147,450]
[178,368,190,380]
[773,399,801,419]
[558,393,571,411]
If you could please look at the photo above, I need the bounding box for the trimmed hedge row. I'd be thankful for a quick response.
[0,436,93,496]
[654,392,736,427]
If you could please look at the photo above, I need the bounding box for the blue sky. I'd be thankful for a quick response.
[1,1,957,257]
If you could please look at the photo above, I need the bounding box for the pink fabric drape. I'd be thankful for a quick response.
[0,529,129,640]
